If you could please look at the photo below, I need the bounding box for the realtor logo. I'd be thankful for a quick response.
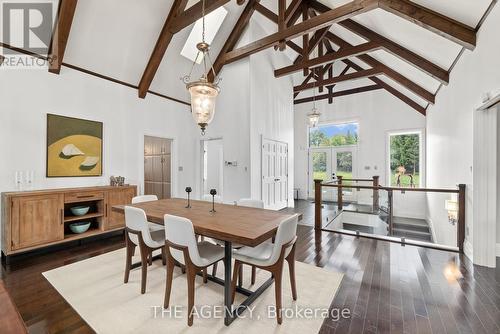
[2,2,53,54]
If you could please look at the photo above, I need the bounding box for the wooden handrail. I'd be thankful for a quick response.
[321,183,460,194]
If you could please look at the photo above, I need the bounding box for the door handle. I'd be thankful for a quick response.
[274,178,280,182]
[61,209,64,225]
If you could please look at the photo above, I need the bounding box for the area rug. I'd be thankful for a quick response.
[43,248,343,334]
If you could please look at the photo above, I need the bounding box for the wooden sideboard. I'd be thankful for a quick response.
[1,185,136,256]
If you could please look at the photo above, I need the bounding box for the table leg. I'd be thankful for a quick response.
[224,241,232,326]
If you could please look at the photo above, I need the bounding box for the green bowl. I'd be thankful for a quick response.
[71,206,90,216]
[69,221,91,234]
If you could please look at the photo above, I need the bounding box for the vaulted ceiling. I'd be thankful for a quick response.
[1,0,496,115]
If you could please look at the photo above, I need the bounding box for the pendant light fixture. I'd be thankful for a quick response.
[307,73,321,127]
[182,0,220,135]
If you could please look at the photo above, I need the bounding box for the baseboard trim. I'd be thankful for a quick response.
[496,243,500,257]
[464,239,473,261]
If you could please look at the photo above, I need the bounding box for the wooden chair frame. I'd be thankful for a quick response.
[230,240,297,324]
[123,227,166,294]
[163,240,221,326]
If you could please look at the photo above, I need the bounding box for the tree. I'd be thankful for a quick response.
[390,134,419,173]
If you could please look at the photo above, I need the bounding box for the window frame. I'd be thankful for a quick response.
[308,119,360,149]
[386,128,426,188]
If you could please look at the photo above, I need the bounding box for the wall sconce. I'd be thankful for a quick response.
[445,199,458,225]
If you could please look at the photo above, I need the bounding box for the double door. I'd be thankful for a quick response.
[309,146,357,201]
[144,136,172,199]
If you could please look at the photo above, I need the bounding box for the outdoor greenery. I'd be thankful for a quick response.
[309,129,358,147]
[390,133,420,187]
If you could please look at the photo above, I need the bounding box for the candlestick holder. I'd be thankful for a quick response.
[185,187,192,208]
[209,189,217,212]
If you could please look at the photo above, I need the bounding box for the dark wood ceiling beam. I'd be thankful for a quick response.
[138,0,188,98]
[339,19,449,84]
[308,0,450,84]
[170,0,231,33]
[325,32,435,104]
[286,41,303,54]
[285,0,302,25]
[275,41,381,77]
[278,0,287,50]
[208,0,259,81]
[254,3,277,22]
[342,58,426,114]
[379,0,476,50]
[48,0,78,74]
[294,67,382,92]
[294,84,382,104]
[222,0,378,64]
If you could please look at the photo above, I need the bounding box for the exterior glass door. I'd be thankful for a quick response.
[309,146,357,201]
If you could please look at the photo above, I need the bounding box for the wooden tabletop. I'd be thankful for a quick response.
[112,198,297,247]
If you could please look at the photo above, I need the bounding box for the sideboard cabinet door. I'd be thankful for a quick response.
[105,188,135,230]
[11,194,64,250]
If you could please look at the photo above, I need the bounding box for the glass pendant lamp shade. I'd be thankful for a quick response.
[187,78,220,135]
[308,108,320,127]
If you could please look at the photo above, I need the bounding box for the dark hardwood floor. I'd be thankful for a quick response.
[1,211,499,333]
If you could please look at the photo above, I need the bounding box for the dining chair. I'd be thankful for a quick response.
[211,199,265,285]
[163,214,225,326]
[201,194,223,203]
[132,195,164,232]
[124,206,167,294]
[230,214,298,324]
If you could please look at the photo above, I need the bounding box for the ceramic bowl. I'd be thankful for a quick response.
[70,206,90,216]
[69,221,91,234]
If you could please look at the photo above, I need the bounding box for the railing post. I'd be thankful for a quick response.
[457,184,466,253]
[314,179,322,230]
[387,189,393,235]
[337,175,343,211]
[372,175,380,212]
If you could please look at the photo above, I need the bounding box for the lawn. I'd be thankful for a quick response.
[390,172,420,187]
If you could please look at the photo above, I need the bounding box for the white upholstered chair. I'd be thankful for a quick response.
[231,214,299,324]
[132,195,164,232]
[163,214,225,326]
[123,206,166,294]
[211,198,265,284]
[236,198,264,208]
[201,194,223,203]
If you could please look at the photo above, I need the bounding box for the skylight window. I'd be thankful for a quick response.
[181,6,228,64]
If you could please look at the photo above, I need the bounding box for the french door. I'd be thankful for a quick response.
[309,146,357,202]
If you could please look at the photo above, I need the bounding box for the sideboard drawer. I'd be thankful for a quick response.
[65,191,104,203]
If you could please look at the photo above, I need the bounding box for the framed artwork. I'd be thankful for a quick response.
[46,114,103,177]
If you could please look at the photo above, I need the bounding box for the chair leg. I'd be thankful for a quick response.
[161,247,167,266]
[238,266,243,287]
[148,250,153,266]
[124,241,135,284]
[230,261,242,303]
[286,245,297,301]
[212,262,218,277]
[202,268,208,283]
[251,266,256,285]
[273,265,284,324]
[139,243,149,294]
[163,255,175,308]
[186,265,197,326]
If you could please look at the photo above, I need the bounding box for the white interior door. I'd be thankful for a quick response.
[262,138,288,210]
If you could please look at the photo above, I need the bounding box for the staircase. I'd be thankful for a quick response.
[391,217,433,242]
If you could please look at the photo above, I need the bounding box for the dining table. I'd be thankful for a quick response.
[112,198,298,326]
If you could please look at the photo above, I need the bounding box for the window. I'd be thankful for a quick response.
[181,6,228,64]
[389,131,423,187]
[309,122,359,148]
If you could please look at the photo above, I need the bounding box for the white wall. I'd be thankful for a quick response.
[0,66,201,250]
[249,21,295,206]
[294,85,426,218]
[426,3,500,251]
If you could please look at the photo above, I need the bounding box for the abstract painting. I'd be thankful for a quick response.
[46,114,103,177]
